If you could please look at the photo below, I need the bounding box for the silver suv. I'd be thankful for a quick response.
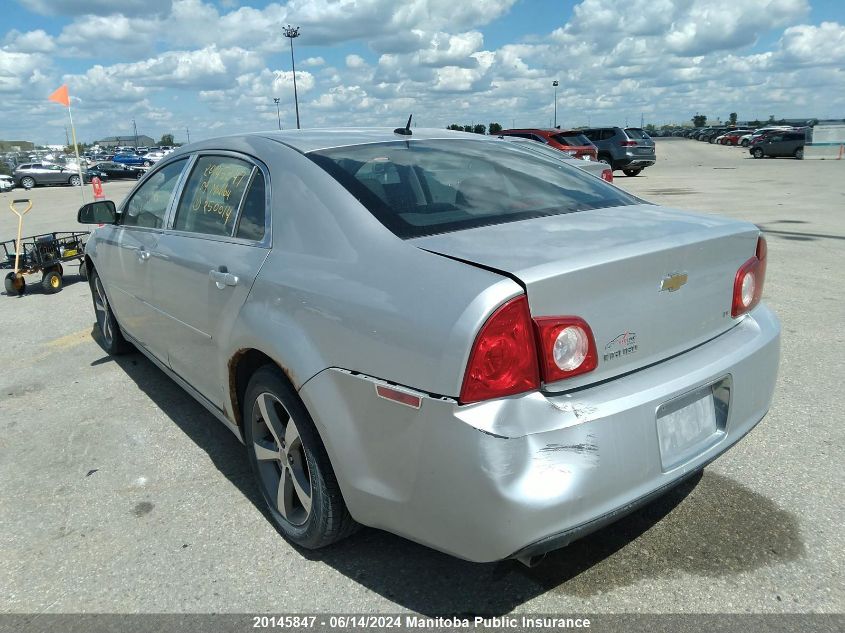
[580,127,656,176]
[14,163,86,188]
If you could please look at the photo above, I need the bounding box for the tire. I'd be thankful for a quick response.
[78,261,88,281]
[741,139,750,147]
[752,148,764,159]
[622,169,642,177]
[4,272,25,296]
[41,270,63,294]
[244,365,357,549]
[89,268,132,354]
[794,147,804,160]
[69,175,81,186]
[20,176,35,189]
[143,161,151,167]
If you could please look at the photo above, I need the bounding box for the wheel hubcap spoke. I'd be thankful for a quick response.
[256,393,285,446]
[277,468,295,520]
[253,439,279,461]
[289,461,312,514]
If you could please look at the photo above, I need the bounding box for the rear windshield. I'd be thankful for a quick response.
[308,139,639,238]
[624,128,650,139]
[551,133,592,147]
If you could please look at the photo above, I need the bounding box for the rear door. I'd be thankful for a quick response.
[149,153,271,407]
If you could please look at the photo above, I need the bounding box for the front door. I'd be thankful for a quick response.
[105,158,189,361]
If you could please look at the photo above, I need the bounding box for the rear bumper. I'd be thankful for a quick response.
[300,304,780,562]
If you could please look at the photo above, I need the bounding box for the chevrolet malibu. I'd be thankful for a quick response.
[77,128,780,564]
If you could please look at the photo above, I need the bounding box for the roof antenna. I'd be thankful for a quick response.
[394,114,412,136]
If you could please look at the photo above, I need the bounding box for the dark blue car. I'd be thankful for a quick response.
[112,153,152,167]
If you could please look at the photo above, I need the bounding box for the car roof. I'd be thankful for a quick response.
[183,127,494,155]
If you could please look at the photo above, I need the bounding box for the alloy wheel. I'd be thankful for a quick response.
[93,276,113,346]
[251,392,313,526]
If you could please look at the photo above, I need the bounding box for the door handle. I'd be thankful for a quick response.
[209,269,239,288]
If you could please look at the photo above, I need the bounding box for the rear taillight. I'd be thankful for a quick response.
[732,236,767,317]
[601,169,613,183]
[460,295,540,404]
[533,317,598,383]
[460,296,599,403]
[620,140,638,147]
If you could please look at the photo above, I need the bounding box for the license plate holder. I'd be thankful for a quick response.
[656,381,728,471]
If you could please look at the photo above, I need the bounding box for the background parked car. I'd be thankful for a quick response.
[750,131,806,159]
[113,153,153,167]
[93,161,146,180]
[0,174,14,192]
[581,126,655,176]
[500,136,613,182]
[721,130,754,146]
[14,163,92,188]
[498,129,597,160]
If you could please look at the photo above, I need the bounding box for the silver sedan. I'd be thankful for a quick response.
[77,128,780,564]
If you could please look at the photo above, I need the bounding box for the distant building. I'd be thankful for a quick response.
[95,135,155,149]
[0,140,35,152]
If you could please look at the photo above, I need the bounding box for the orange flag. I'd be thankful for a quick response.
[48,84,70,107]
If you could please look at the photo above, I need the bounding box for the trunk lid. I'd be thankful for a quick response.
[624,128,656,158]
[411,204,761,391]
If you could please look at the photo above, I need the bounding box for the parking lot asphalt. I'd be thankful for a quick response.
[0,139,843,616]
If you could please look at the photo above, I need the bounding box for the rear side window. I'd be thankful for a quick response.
[552,133,592,146]
[308,139,639,239]
[625,128,649,139]
[173,156,252,236]
[235,172,266,241]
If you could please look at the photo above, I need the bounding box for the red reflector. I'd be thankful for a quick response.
[375,385,421,409]
[620,140,638,146]
[460,295,540,404]
[601,169,613,182]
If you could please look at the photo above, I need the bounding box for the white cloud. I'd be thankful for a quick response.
[20,0,173,16]
[345,54,367,69]
[3,29,55,53]
[301,56,325,67]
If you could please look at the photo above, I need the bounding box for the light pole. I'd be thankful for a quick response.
[132,118,139,148]
[552,80,559,128]
[283,25,301,130]
[274,97,281,130]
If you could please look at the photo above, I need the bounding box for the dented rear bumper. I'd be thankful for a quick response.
[299,304,780,563]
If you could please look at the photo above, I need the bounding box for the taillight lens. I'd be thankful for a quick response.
[534,317,598,383]
[620,140,638,146]
[601,169,613,182]
[732,236,767,317]
[459,295,540,404]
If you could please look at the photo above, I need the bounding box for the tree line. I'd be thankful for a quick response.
[446,123,504,135]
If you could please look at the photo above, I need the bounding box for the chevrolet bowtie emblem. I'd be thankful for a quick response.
[660,272,688,292]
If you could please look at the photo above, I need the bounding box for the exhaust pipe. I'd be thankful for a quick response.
[515,553,546,568]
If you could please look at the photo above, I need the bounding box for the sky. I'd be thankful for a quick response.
[1,0,844,145]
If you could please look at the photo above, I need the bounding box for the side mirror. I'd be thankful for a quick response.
[78,200,117,224]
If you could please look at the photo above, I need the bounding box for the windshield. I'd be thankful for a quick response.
[308,139,639,238]
[551,133,592,146]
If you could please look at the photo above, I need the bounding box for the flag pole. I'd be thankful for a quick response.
[66,102,86,204]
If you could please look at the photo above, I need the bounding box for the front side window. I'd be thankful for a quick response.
[173,156,253,237]
[309,139,640,239]
[123,158,187,228]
